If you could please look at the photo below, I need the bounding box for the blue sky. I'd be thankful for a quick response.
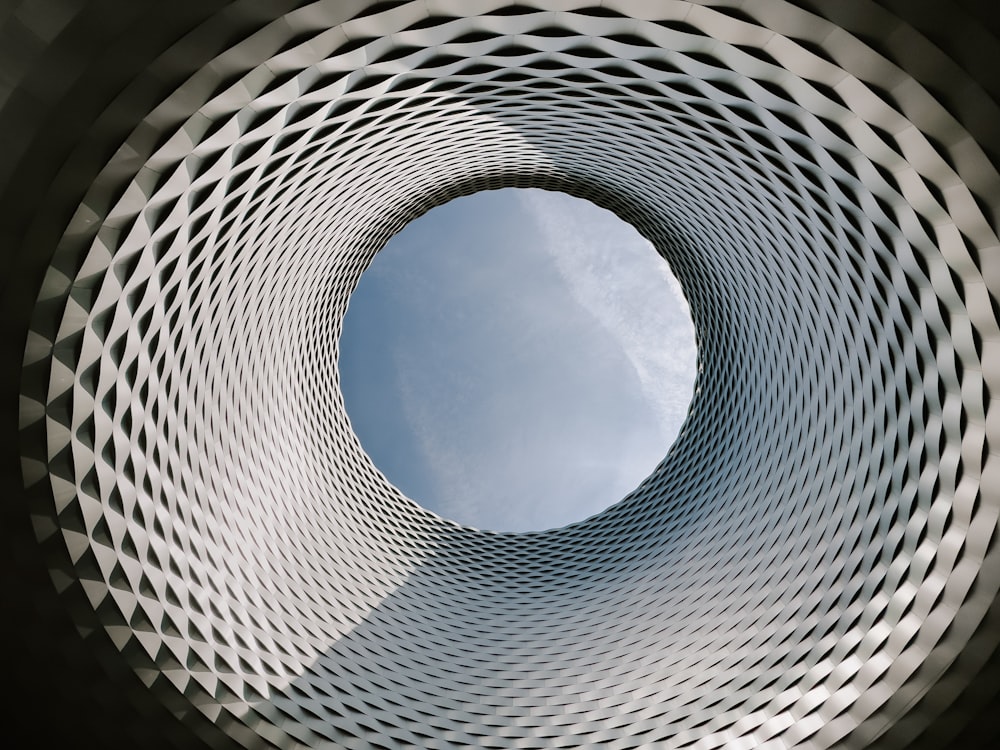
[338,188,696,532]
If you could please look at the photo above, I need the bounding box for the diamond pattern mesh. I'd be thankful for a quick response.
[7,1,1000,748]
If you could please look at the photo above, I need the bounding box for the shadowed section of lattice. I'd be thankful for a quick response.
[3,1,1000,749]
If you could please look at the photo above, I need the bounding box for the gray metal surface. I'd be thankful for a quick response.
[2,1,999,748]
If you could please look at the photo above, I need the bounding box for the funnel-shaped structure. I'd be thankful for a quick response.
[2,2,999,748]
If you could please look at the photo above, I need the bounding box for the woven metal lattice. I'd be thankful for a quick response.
[10,1,1000,748]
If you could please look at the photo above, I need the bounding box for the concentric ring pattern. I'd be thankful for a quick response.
[5,1,1000,748]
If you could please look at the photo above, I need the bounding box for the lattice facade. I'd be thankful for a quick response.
[3,1,1000,748]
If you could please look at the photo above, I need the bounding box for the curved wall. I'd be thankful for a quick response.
[2,2,999,748]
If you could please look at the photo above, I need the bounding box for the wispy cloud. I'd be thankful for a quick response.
[341,188,697,531]
[518,189,697,443]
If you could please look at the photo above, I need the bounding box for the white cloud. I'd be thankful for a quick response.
[349,188,698,531]
[517,189,697,444]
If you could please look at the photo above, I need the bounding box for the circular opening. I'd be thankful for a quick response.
[338,188,696,531]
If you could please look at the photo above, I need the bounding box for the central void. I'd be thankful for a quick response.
[338,188,696,531]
